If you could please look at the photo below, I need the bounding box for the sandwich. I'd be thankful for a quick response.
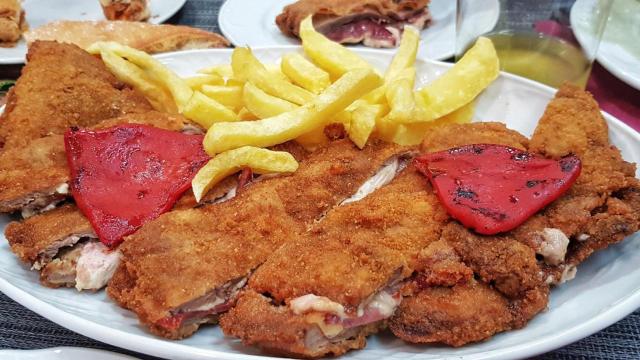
[24,21,230,54]
[0,0,26,45]
[100,0,150,22]
[276,0,431,48]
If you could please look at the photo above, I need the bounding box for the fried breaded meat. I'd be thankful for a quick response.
[389,84,640,347]
[219,122,530,357]
[0,41,152,150]
[108,139,405,340]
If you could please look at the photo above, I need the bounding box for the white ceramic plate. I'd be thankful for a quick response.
[571,0,640,90]
[0,0,187,65]
[0,347,138,360]
[219,0,499,61]
[1,47,640,360]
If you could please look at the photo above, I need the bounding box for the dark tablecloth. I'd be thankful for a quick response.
[1,0,639,359]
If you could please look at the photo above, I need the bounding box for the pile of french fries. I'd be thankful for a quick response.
[87,16,500,202]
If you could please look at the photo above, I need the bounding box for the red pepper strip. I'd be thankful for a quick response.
[415,144,581,235]
[64,124,209,248]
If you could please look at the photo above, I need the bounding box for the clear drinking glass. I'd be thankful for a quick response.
[456,0,613,88]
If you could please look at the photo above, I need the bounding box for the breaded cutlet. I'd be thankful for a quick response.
[0,41,152,150]
[220,122,531,358]
[390,84,640,346]
[107,139,405,340]
[0,111,192,215]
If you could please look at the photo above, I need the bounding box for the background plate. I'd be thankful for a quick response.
[219,0,498,61]
[1,47,639,360]
[0,0,187,65]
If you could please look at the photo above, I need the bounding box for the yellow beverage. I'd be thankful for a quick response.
[482,32,592,89]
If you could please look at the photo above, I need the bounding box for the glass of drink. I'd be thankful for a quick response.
[455,0,613,89]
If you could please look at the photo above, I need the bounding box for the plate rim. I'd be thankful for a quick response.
[2,46,640,360]
[0,0,187,65]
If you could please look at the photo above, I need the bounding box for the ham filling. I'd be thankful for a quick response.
[156,276,248,330]
[321,8,431,48]
[289,288,402,339]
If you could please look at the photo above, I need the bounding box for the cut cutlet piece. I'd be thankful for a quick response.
[390,85,640,347]
[514,84,640,284]
[4,175,239,291]
[107,139,405,340]
[389,122,548,347]
[220,166,447,358]
[389,239,541,346]
[6,204,94,272]
[220,122,531,357]
[3,138,304,292]
[388,223,550,346]
[0,41,152,150]
[0,111,196,216]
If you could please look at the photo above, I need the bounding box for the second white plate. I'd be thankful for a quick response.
[0,0,187,65]
[219,0,498,61]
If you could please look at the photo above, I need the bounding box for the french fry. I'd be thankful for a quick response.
[295,127,328,151]
[265,64,291,83]
[237,107,259,121]
[439,99,476,124]
[385,26,420,82]
[385,78,415,124]
[184,74,224,90]
[231,48,313,105]
[242,82,297,119]
[201,84,243,111]
[198,64,234,78]
[281,53,331,94]
[412,37,499,122]
[226,78,244,87]
[192,146,298,202]
[388,100,477,146]
[87,42,193,111]
[299,16,373,79]
[98,50,177,114]
[182,91,237,129]
[348,103,386,149]
[204,68,381,155]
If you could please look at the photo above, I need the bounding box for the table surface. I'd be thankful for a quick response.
[1,1,640,359]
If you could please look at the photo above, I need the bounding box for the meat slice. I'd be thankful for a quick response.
[108,139,405,340]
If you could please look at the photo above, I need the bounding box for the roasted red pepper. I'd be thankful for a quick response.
[415,144,581,235]
[64,124,209,247]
